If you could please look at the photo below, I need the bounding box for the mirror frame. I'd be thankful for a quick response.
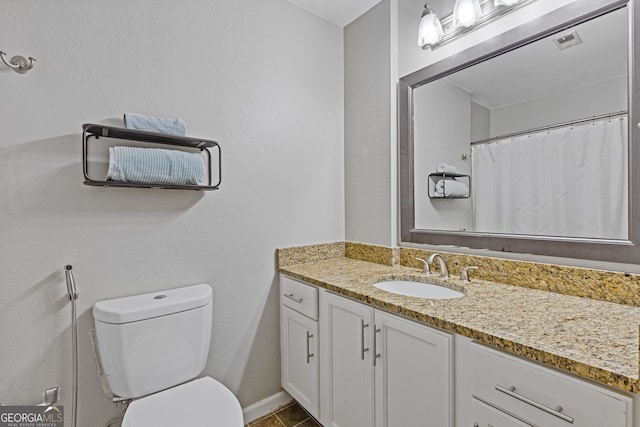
[399,0,640,264]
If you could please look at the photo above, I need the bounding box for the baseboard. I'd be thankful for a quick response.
[242,390,293,423]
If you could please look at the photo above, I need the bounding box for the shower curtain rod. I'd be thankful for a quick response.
[470,110,628,146]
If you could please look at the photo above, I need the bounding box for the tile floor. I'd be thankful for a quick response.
[246,401,322,427]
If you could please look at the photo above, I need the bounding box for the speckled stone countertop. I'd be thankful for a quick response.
[279,255,640,393]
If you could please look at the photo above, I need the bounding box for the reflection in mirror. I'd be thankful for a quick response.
[399,0,640,263]
[414,6,628,239]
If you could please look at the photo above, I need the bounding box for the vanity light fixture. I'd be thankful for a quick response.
[420,0,533,50]
[453,0,482,28]
[418,4,444,48]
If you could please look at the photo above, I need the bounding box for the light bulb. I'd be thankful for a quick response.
[418,5,444,48]
[453,0,482,28]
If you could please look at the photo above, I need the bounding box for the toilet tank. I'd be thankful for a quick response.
[93,284,213,399]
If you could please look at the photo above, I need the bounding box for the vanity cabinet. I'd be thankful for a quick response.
[319,290,453,427]
[280,276,320,419]
[470,343,632,427]
[280,273,635,427]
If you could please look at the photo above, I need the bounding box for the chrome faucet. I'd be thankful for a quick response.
[460,266,479,282]
[415,257,431,275]
[427,253,449,279]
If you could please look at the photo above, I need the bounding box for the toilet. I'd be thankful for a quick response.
[92,283,244,427]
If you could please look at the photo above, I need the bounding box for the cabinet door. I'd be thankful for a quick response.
[320,291,375,427]
[281,306,319,419]
[374,310,453,427]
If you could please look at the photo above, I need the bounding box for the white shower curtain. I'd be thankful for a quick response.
[472,116,628,239]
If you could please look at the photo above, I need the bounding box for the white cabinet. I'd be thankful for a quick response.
[319,290,453,427]
[374,310,453,427]
[319,290,375,427]
[280,276,320,419]
[470,343,633,427]
[281,274,318,319]
[281,307,319,419]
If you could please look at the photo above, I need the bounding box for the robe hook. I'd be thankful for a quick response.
[0,51,35,74]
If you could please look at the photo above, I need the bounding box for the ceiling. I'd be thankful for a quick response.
[288,0,383,27]
[444,6,628,109]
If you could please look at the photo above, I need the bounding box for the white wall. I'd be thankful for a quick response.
[413,80,472,231]
[0,1,344,425]
[490,75,627,136]
[471,101,491,141]
[345,0,397,246]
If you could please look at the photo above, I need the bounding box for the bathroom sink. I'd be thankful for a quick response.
[373,280,464,299]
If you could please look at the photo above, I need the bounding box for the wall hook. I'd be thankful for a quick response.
[0,51,35,74]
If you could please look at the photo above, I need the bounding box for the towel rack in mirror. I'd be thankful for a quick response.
[427,172,470,199]
[82,123,222,191]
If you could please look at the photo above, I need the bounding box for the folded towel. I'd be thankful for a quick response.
[434,179,469,198]
[436,163,458,174]
[107,146,205,185]
[124,113,186,136]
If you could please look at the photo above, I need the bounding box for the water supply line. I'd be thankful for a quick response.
[64,265,79,427]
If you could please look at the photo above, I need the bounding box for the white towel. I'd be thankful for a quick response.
[434,179,469,198]
[436,163,458,174]
[124,113,187,136]
[107,146,205,185]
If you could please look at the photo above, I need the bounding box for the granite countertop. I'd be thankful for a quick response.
[279,256,640,393]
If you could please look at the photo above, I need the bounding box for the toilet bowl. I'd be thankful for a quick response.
[121,377,243,427]
[93,284,243,427]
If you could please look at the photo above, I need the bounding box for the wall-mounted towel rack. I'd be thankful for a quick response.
[82,123,221,191]
[428,172,470,199]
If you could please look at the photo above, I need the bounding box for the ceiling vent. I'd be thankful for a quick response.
[553,31,583,50]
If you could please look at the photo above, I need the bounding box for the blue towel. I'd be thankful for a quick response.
[106,146,205,185]
[124,113,187,136]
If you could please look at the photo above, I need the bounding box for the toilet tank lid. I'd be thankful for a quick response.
[93,284,212,324]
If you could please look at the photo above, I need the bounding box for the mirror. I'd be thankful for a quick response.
[399,0,640,264]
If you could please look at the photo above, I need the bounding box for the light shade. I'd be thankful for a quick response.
[495,0,521,5]
[453,0,482,28]
[418,4,444,48]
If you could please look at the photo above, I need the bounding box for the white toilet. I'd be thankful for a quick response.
[93,283,244,427]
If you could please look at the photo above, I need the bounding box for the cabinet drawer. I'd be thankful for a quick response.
[280,275,318,320]
[471,398,534,427]
[471,343,631,427]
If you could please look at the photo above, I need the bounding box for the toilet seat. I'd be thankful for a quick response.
[121,376,244,427]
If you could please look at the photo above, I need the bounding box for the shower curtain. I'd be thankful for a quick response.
[471,116,628,239]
